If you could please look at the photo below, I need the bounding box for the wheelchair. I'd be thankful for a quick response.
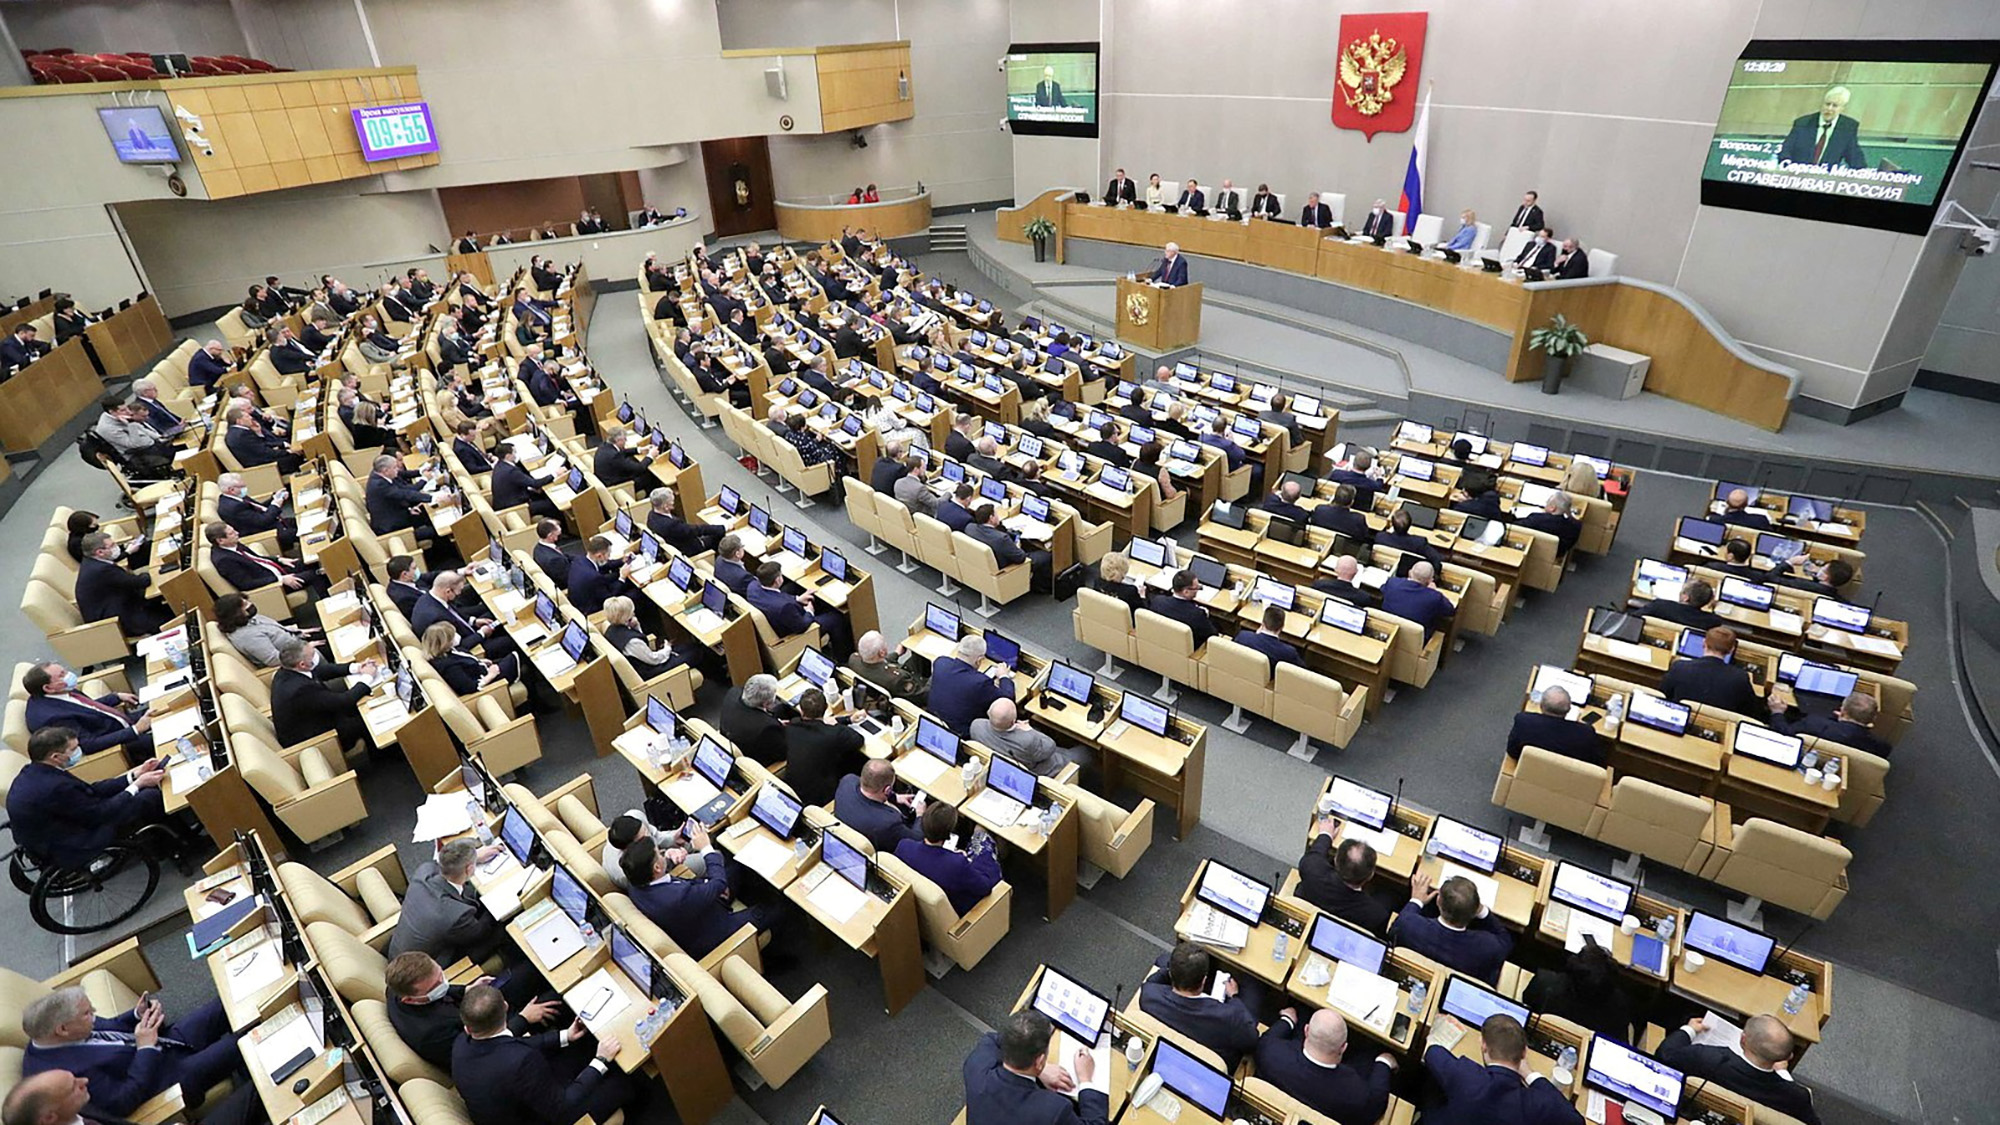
[4,821,163,935]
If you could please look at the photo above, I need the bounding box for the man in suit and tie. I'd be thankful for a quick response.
[7,727,178,872]
[384,952,559,1071]
[1359,199,1396,239]
[566,536,638,616]
[388,839,509,963]
[1326,449,1383,508]
[895,802,1002,915]
[1103,167,1137,205]
[22,663,153,757]
[530,519,571,585]
[1768,690,1889,758]
[1212,179,1243,216]
[1033,65,1067,106]
[1390,871,1514,985]
[1,324,51,373]
[267,326,316,375]
[938,482,978,532]
[1296,817,1393,935]
[19,988,243,1120]
[1147,568,1218,649]
[130,379,184,436]
[1254,1008,1396,1125]
[968,502,1051,590]
[1637,578,1724,633]
[270,639,377,750]
[412,571,520,663]
[1310,484,1374,544]
[216,472,296,552]
[965,1009,1107,1125]
[452,984,633,1125]
[364,453,438,539]
[1175,179,1206,212]
[75,532,171,636]
[186,339,235,389]
[746,560,851,655]
[623,831,776,958]
[222,404,301,474]
[592,425,660,490]
[710,533,757,595]
[1420,1013,1583,1125]
[1513,228,1557,273]
[1233,605,1303,672]
[1139,943,1262,1072]
[1550,238,1590,279]
[204,521,321,595]
[1518,490,1582,557]
[1779,87,1866,169]
[1657,1014,1822,1125]
[1375,509,1443,571]
[450,420,493,473]
[1505,686,1606,766]
[929,635,1015,735]
[1300,191,1335,229]
[492,443,559,519]
[1509,190,1545,232]
[1716,487,1772,531]
[384,555,425,619]
[646,487,724,555]
[1250,183,1282,219]
[835,760,924,854]
[1660,626,1761,715]
[1261,479,1312,523]
[1311,554,1374,607]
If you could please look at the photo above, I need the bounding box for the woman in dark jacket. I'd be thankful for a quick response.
[1522,940,1638,1042]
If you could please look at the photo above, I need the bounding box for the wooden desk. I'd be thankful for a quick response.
[1670,946,1832,1054]
[0,338,102,450]
[1171,874,1307,991]
[784,829,925,1015]
[1282,942,1439,1055]
[776,192,933,242]
[85,296,174,376]
[1009,966,1153,1120]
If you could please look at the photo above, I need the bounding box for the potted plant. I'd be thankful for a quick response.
[1528,313,1589,394]
[1025,216,1057,263]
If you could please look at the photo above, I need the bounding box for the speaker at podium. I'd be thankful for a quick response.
[1116,277,1202,352]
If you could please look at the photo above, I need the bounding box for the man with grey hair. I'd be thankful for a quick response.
[848,629,930,702]
[971,698,1091,779]
[217,469,296,552]
[1504,683,1605,766]
[20,984,241,1117]
[1518,488,1582,557]
[720,672,794,766]
[930,634,1016,735]
[1253,1005,1395,1123]
[364,449,438,538]
[968,436,1009,481]
[130,377,185,436]
[270,636,377,750]
[646,485,723,555]
[411,569,519,665]
[1780,85,1865,169]
[388,836,508,964]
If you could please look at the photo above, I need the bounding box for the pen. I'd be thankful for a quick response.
[1364,1003,1381,1024]
[231,950,259,975]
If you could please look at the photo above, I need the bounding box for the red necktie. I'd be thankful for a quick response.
[68,692,127,721]
[1813,123,1830,163]
[235,548,286,577]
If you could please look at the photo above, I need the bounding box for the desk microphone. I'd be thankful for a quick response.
[1391,776,1405,824]
[1771,918,1817,971]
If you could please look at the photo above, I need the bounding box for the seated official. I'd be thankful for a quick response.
[1147,568,1218,649]
[186,339,237,389]
[623,830,777,958]
[568,535,640,614]
[1296,816,1392,935]
[452,984,635,1125]
[92,398,174,476]
[222,404,302,474]
[1390,871,1513,985]
[1199,418,1260,493]
[784,688,868,806]
[75,531,173,636]
[1769,689,1890,757]
[604,813,699,892]
[268,326,316,375]
[1091,553,1146,614]
[217,472,297,554]
[1374,510,1442,571]
[1262,480,1312,524]
[530,519,571,586]
[1505,686,1606,766]
[1325,449,1383,509]
[1770,557,1854,601]
[603,596,687,679]
[1661,626,1761,715]
[1234,605,1304,672]
[1140,942,1261,1072]
[413,570,521,663]
[1255,1008,1396,1125]
[1311,484,1374,542]
[930,635,1016,736]
[1450,487,1503,520]
[1249,183,1282,219]
[384,554,425,619]
[1420,1013,1583,1125]
[22,662,153,757]
[214,593,313,669]
[937,482,978,532]
[1299,191,1335,229]
[945,415,980,462]
[1716,488,1773,531]
[710,532,756,595]
[721,675,795,766]
[592,424,659,490]
[767,407,845,469]
[894,802,1002,915]
[1659,1016,1824,1125]
[204,520,323,596]
[488,436,553,518]
[131,378,185,437]
[871,440,913,493]
[1518,489,1583,556]
[66,510,136,566]
[423,622,517,695]
[1312,555,1373,608]
[388,838,508,964]
[893,452,941,517]
[7,727,180,871]
[746,560,853,656]
[1445,209,1480,252]
[1521,942,1637,1042]
[270,639,379,751]
[966,502,1051,591]
[364,452,441,540]
[646,487,724,555]
[384,952,555,1071]
[1358,199,1396,239]
[1380,561,1455,639]
[1513,229,1557,272]
[4,1067,254,1125]
[20,987,242,1119]
[1637,578,1723,632]
[1,323,53,372]
[963,1010,1107,1125]
[971,698,1090,779]
[848,629,929,704]
[450,419,493,473]
[1550,238,1589,279]
[836,760,924,854]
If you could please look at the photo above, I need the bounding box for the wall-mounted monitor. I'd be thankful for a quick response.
[1699,39,2000,233]
[1005,43,1100,138]
[353,101,441,161]
[98,106,181,165]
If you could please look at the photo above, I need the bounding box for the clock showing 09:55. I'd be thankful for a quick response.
[352,102,441,161]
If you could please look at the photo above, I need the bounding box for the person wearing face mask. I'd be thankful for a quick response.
[22,663,155,757]
[358,315,401,364]
[76,530,173,636]
[1513,227,1557,273]
[269,638,380,752]
[389,838,513,966]
[6,727,185,872]
[1360,198,1396,240]
[384,952,560,1070]
[591,424,660,490]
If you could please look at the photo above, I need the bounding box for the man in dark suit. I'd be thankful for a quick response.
[624,832,774,958]
[1,324,52,372]
[1311,555,1374,607]
[1513,229,1557,272]
[384,555,425,620]
[1253,1008,1396,1125]
[131,379,185,436]
[270,639,376,750]
[217,473,296,553]
[492,444,559,519]
[1311,484,1374,543]
[895,802,1002,915]
[1518,490,1582,557]
[388,839,507,964]
[967,503,1051,590]
[6,728,171,870]
[1032,65,1067,106]
[223,405,302,474]
[1234,605,1303,672]
[530,520,571,585]
[1769,690,1890,757]
[1659,1015,1821,1125]
[267,326,316,375]
[75,532,171,636]
[945,415,981,462]
[186,339,235,388]
[1711,537,1764,580]
[710,533,756,595]
[1262,480,1312,524]
[1716,488,1773,530]
[720,675,795,766]
[1103,168,1137,205]
[19,987,241,1119]
[1174,180,1206,212]
[784,688,867,807]
[963,1010,1108,1125]
[592,426,659,490]
[566,536,638,615]
[1150,242,1191,287]
[1375,508,1443,570]
[1420,1013,1582,1125]
[1390,871,1513,984]
[1380,562,1455,640]
[22,663,152,757]
[835,761,924,854]
[1147,568,1217,649]
[204,521,320,595]
[929,636,1015,736]
[938,483,978,533]
[1299,191,1336,229]
[1139,943,1261,1072]
[1296,818,1392,934]
[384,952,558,1070]
[1777,87,1865,170]
[301,314,337,354]
[1660,627,1761,715]
[645,487,723,555]
[1212,179,1244,216]
[452,984,633,1125]
[1358,200,1396,239]
[451,421,493,473]
[1638,579,1724,633]
[1509,191,1545,232]
[1249,183,1282,219]
[1548,238,1590,279]
[1506,686,1606,765]
[364,453,437,538]
[747,561,851,654]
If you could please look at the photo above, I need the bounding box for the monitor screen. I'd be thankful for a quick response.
[1188,555,1229,589]
[701,580,729,618]
[1019,434,1045,458]
[1100,466,1131,492]
[559,622,589,662]
[1428,817,1501,873]
[822,830,869,890]
[820,547,849,582]
[1195,860,1270,927]
[98,106,182,164]
[796,647,837,687]
[1628,693,1692,736]
[614,511,634,539]
[1031,967,1110,1045]
[979,477,1007,503]
[1638,559,1688,590]
[1812,598,1870,633]
[1550,861,1635,923]
[1250,576,1296,610]
[1396,457,1436,482]
[1320,599,1368,635]
[1684,911,1777,975]
[1307,913,1387,974]
[1150,1038,1232,1118]
[645,696,677,738]
[567,468,586,493]
[748,505,771,534]
[914,716,960,764]
[941,461,966,484]
[987,754,1038,806]
[1439,975,1532,1030]
[609,925,652,992]
[1510,442,1550,467]
[782,527,809,557]
[1169,439,1202,462]
[1699,40,2000,234]
[693,735,733,789]
[1734,723,1804,769]
[1674,628,1710,661]
[1679,517,1728,546]
[1719,576,1775,610]
[353,101,441,161]
[1048,662,1093,704]
[718,486,741,515]
[1325,776,1392,830]
[1755,533,1806,564]
[749,783,804,839]
[1021,494,1051,522]
[551,866,590,926]
[668,557,694,591]
[984,630,1021,670]
[500,806,535,863]
[1793,661,1858,698]
[1583,1037,1684,1121]
[1396,420,1434,444]
[926,603,962,641]
[534,592,557,628]
[1128,537,1168,568]
[1119,692,1171,736]
[1788,495,1835,522]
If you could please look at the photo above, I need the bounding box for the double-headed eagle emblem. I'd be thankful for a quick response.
[1338,31,1407,116]
[1124,292,1150,326]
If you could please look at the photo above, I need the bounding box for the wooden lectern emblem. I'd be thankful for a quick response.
[1125,290,1150,326]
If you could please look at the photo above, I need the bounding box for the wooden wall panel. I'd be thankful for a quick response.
[816,44,914,132]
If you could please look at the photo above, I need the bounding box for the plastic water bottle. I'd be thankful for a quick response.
[1783,983,1809,1015]
[1272,932,1288,962]
[470,801,494,845]
[961,758,983,791]
[1039,803,1059,837]
[1801,747,1820,771]
[579,921,601,950]
[1558,1044,1578,1072]
[1656,914,1677,943]
[1605,694,1626,733]
[1406,980,1428,1014]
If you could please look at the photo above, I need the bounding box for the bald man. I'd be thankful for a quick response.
[1253,1006,1395,1123]
[1312,554,1371,607]
[970,698,1091,778]
[1716,488,1772,531]
[1659,1014,1820,1125]
[1380,561,1455,639]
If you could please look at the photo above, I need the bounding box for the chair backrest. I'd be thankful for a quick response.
[278,861,372,933]
[1203,635,1272,704]
[234,732,305,800]
[1497,227,1532,260]
[955,532,1003,578]
[1599,777,1710,868]
[667,951,765,1051]
[1409,213,1444,245]
[397,1079,472,1125]
[555,792,605,842]
[1471,222,1493,254]
[1827,740,1888,827]
[21,580,82,633]
[1728,819,1850,882]
[1318,192,1346,226]
[1133,607,1195,659]
[306,920,388,1003]
[1513,746,1607,804]
[352,998,449,1088]
[1074,587,1133,636]
[1588,248,1619,277]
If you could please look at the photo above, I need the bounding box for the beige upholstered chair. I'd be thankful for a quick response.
[875,851,1012,970]
[1376,612,1441,690]
[1700,818,1851,924]
[1491,748,1608,843]
[20,579,131,668]
[352,998,450,1087]
[277,854,403,945]
[665,953,831,1088]
[1271,664,1368,753]
[1133,608,1202,705]
[1202,636,1272,732]
[1071,588,1136,678]
[953,532,1032,617]
[912,513,962,592]
[1052,781,1154,879]
[233,730,368,847]
[1594,777,1721,876]
[1823,740,1888,828]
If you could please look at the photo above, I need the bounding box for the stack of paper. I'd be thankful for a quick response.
[899,752,947,786]
[735,835,796,880]
[807,872,868,923]
[1340,822,1401,857]
[1326,962,1398,1031]
[1436,861,1499,907]
[151,708,202,743]
[1564,910,1619,954]
[411,793,476,842]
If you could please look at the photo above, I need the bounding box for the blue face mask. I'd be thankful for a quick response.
[63,747,84,769]
[57,671,78,693]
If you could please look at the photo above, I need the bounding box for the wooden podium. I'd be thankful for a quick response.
[1116,278,1202,351]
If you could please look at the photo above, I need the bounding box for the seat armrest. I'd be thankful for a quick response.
[47,936,158,992]
[698,922,763,977]
[127,1084,186,1125]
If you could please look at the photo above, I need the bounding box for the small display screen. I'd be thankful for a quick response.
[1439,975,1531,1030]
[987,754,1039,806]
[1032,967,1110,1044]
[551,866,590,926]
[822,831,869,890]
[1550,861,1634,923]
[1325,776,1391,830]
[1428,817,1502,873]
[1734,724,1804,769]
[1048,662,1093,703]
[1150,1038,1231,1117]
[1307,913,1387,974]
[1194,859,1270,926]
[914,716,960,764]
[926,603,962,640]
[1583,1037,1684,1121]
[1684,910,1777,975]
[1119,692,1170,736]
[750,783,804,839]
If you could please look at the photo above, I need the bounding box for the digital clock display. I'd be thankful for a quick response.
[352,101,440,161]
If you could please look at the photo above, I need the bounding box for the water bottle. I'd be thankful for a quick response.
[168,640,190,670]
[579,921,601,949]
[668,733,692,770]
[1272,931,1288,962]
[1039,803,1059,837]
[470,801,494,845]
[1605,694,1626,733]
[1656,914,1677,943]
[1801,747,1820,772]
[1558,1044,1578,1072]
[1783,983,1808,1015]
[1406,980,1428,1014]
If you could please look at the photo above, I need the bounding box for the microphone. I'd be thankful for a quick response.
[1391,776,1405,826]
[1771,918,1817,974]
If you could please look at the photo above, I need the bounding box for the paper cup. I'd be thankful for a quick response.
[1822,772,1840,790]
[1619,914,1640,935]
[1803,768,1824,786]
[1683,951,1706,972]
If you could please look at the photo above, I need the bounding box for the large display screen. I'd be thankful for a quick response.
[98,106,181,165]
[1005,43,1099,137]
[353,101,441,161]
[1700,40,2000,233]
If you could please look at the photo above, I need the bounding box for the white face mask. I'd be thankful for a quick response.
[424,980,451,1003]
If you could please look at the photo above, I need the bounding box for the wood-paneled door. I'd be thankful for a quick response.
[701,137,777,237]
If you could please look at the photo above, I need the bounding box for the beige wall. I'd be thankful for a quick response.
[636,157,716,239]
[233,0,375,72]
[1009,0,1100,203]
[3,0,248,58]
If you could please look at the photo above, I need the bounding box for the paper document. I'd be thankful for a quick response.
[965,787,1027,827]
[139,670,194,703]
[480,866,534,919]
[318,591,359,618]
[898,751,947,786]
[253,1009,322,1075]
[1564,910,1619,954]
[1766,608,1804,633]
[225,941,287,998]
[1053,1028,1111,1097]
[681,609,724,636]
[1601,638,1657,665]
[735,835,796,880]
[1435,861,1499,909]
[411,792,476,842]
[1692,1012,1744,1051]
[325,623,372,659]
[167,758,210,793]
[526,912,587,969]
[531,648,578,680]
[1326,962,1398,1031]
[151,708,202,744]
[1845,633,1901,656]
[807,871,869,923]
[1182,902,1249,951]
[1358,565,1392,589]
[1340,822,1401,857]
[571,967,633,1031]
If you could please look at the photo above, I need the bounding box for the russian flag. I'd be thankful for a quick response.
[1398,84,1432,236]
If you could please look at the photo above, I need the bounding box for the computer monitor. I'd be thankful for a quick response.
[1306,913,1387,974]
[1718,576,1774,611]
[1714,481,1760,503]
[1100,466,1131,492]
[1396,457,1436,482]
[940,460,966,484]
[667,557,694,591]
[1733,724,1804,769]
[913,716,960,765]
[1792,661,1858,699]
[499,806,535,863]
[566,468,586,493]
[1754,533,1805,565]
[1251,576,1297,611]
[639,533,661,565]
[1188,554,1229,590]
[718,485,742,515]
[820,546,850,582]
[1119,693,1171,737]
[987,754,1039,806]
[1131,425,1156,446]
[1510,442,1550,467]
[782,526,809,558]
[1451,432,1489,456]
[979,477,1007,503]
[692,735,734,789]
[486,540,507,569]
[1428,817,1502,873]
[609,925,652,992]
[1575,455,1612,479]
[1018,433,1045,459]
[1194,859,1270,927]
[749,783,804,839]
[1582,1037,1684,1122]
[1150,1040,1233,1119]
[1230,416,1261,441]
[843,416,863,437]
[748,505,771,535]
[701,581,730,618]
[1127,537,1168,568]
[1439,975,1532,1030]
[1031,967,1110,1046]
[1399,502,1439,531]
[1811,599,1870,634]
[1169,439,1202,462]
[1678,517,1727,546]
[1683,911,1776,975]
[1787,495,1835,522]
[613,510,633,540]
[1627,693,1691,736]
[534,592,557,628]
[1213,373,1238,393]
[1047,661,1094,704]
[559,622,589,663]
[1638,559,1688,590]
[1550,861,1634,923]
[1396,420,1433,445]
[1021,494,1051,522]
[983,630,1021,670]
[1670,629,1709,661]
[822,831,869,890]
[551,866,590,926]
[644,696,677,739]
[796,647,837,688]
[1323,776,1392,830]
[1174,361,1199,380]
[925,603,962,641]
[1320,599,1368,635]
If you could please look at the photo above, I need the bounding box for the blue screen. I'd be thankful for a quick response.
[610,925,651,991]
[645,696,676,737]
[984,631,1020,669]
[1439,976,1531,1029]
[1308,914,1387,974]
[988,755,1038,805]
[1685,911,1775,975]
[821,547,848,581]
[551,866,589,925]
[500,806,535,863]
[693,736,732,788]
[823,831,868,889]
[702,581,729,617]
[915,716,959,763]
[1151,1039,1231,1116]
[1049,662,1092,703]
